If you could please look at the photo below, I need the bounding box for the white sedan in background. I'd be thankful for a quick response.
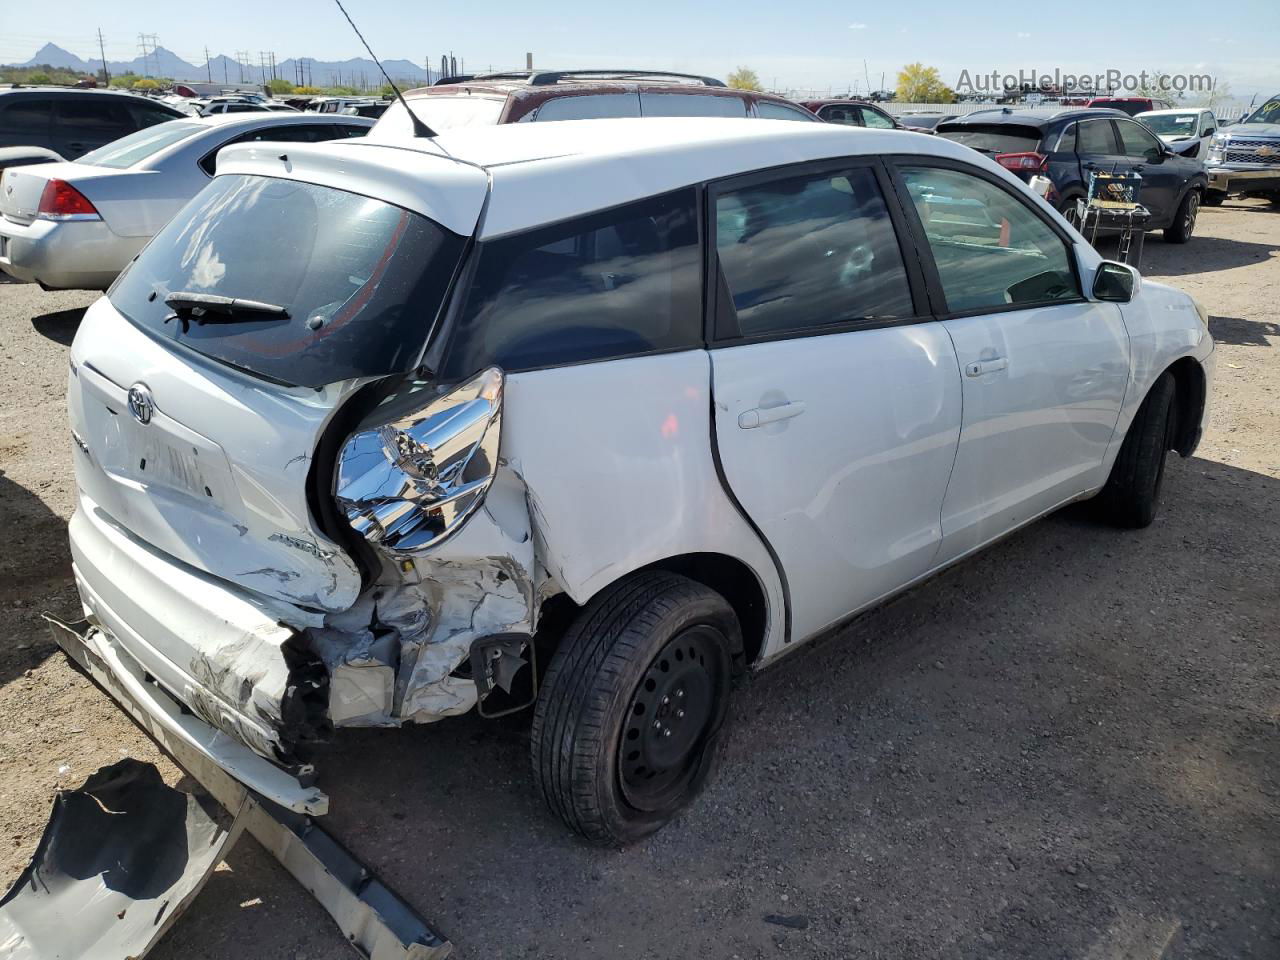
[0,112,372,290]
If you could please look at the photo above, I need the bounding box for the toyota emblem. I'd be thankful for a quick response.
[127,383,154,425]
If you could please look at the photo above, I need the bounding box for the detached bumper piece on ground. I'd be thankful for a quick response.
[0,616,452,960]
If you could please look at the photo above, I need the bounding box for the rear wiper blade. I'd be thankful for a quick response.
[163,291,290,321]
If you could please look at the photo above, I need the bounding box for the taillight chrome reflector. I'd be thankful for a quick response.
[335,368,503,555]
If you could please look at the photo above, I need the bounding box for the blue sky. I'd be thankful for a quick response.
[4,0,1277,99]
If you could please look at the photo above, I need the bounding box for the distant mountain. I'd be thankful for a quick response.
[6,41,437,89]
[15,43,91,72]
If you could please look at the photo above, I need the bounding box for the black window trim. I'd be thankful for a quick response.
[883,153,1088,321]
[703,155,933,348]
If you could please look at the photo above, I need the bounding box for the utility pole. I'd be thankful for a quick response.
[205,46,212,83]
[864,59,872,99]
[96,28,110,85]
[137,33,159,78]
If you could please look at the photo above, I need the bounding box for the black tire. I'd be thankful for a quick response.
[1100,372,1177,528]
[1202,190,1226,207]
[1163,189,1200,243]
[531,571,740,845]
[1269,193,1280,208]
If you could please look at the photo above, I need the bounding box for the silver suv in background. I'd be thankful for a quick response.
[1205,95,1280,205]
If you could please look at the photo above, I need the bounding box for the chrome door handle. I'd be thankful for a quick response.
[738,401,806,429]
[965,357,1008,378]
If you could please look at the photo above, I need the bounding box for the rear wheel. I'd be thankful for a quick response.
[1163,189,1200,243]
[1100,372,1177,528]
[531,571,739,845]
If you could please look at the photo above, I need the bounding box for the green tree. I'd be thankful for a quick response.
[895,63,955,104]
[268,77,296,95]
[27,72,52,85]
[726,67,763,92]
[132,77,162,91]
[1134,69,1184,103]
[294,85,322,96]
[110,72,139,89]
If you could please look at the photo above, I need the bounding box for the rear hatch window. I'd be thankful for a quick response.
[935,124,1045,155]
[109,174,466,387]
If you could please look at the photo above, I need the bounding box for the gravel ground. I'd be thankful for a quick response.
[1,201,1277,959]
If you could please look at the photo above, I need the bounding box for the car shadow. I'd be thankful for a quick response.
[0,470,76,689]
[1138,235,1280,276]
[153,453,1280,960]
[31,307,87,346]
[1209,314,1279,347]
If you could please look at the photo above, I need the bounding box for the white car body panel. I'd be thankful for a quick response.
[1135,108,1218,158]
[69,297,364,611]
[711,325,962,642]
[53,117,1214,801]
[935,301,1130,564]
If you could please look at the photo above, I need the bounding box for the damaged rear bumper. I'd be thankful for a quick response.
[47,613,328,815]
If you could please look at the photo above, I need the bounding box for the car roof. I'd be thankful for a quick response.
[219,116,1010,240]
[195,111,374,129]
[799,99,883,108]
[937,106,1128,127]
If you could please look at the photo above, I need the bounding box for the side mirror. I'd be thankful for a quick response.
[1093,260,1140,302]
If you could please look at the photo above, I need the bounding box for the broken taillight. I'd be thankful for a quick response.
[334,368,503,554]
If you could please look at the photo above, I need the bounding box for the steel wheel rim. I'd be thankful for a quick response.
[618,625,729,812]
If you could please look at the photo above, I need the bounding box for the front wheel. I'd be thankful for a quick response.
[1100,372,1177,528]
[531,571,740,845]
[1163,190,1200,243]
[1058,195,1084,230]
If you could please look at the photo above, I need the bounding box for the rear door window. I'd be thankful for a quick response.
[713,165,914,337]
[130,102,183,127]
[441,188,700,378]
[109,174,466,387]
[755,100,818,122]
[535,94,642,121]
[0,98,53,146]
[857,107,896,129]
[817,105,861,125]
[54,98,135,138]
[640,93,747,117]
[1077,118,1119,154]
[897,164,1080,313]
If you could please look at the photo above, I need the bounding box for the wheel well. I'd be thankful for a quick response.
[536,553,769,669]
[1165,356,1206,456]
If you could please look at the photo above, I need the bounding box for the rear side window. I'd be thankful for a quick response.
[109,174,466,387]
[640,93,747,118]
[714,166,913,337]
[936,124,1043,155]
[198,124,355,174]
[441,189,700,378]
[131,102,183,127]
[535,94,642,121]
[0,98,53,139]
[755,101,818,122]
[898,165,1079,313]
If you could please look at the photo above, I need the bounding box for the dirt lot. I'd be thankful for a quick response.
[1,201,1277,959]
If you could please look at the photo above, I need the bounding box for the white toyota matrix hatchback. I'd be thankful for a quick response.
[54,117,1214,844]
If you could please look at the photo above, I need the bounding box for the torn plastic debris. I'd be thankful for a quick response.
[0,759,243,960]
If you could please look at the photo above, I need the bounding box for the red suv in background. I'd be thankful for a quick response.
[375,70,820,132]
[798,99,902,129]
[1071,96,1174,116]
